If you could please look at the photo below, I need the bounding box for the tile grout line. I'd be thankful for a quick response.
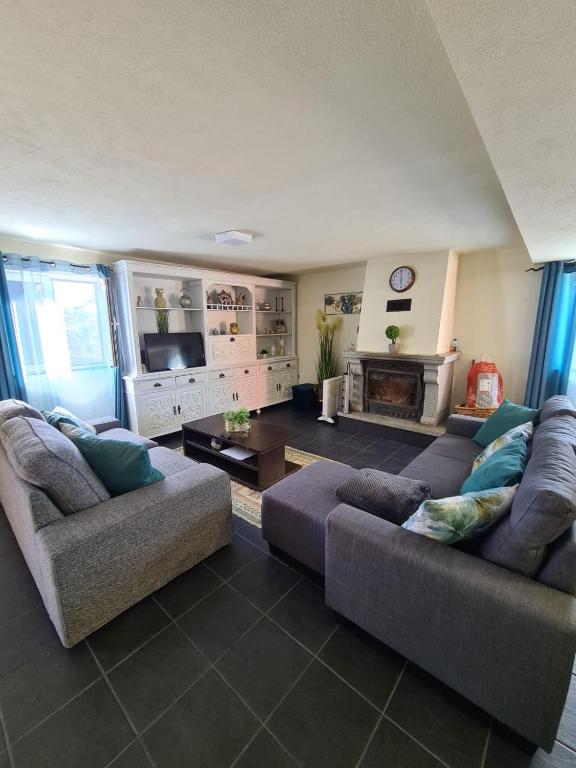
[85,640,158,768]
[0,700,15,768]
[353,658,408,768]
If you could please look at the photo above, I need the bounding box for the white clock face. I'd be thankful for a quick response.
[390,266,415,292]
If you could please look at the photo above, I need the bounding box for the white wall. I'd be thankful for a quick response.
[357,250,458,354]
[452,246,541,405]
[0,234,120,265]
[296,264,366,383]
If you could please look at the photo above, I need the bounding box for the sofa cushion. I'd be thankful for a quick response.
[0,417,109,515]
[402,485,517,545]
[98,428,157,449]
[336,468,431,525]
[61,425,165,497]
[399,434,482,499]
[461,437,529,494]
[476,434,576,577]
[473,399,539,447]
[472,421,533,473]
[43,406,97,434]
[148,446,198,476]
[0,398,45,427]
[261,459,357,574]
[540,395,576,422]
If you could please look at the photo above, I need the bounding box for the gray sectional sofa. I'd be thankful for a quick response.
[0,399,232,647]
[262,396,576,751]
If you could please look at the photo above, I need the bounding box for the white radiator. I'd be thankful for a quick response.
[318,376,345,424]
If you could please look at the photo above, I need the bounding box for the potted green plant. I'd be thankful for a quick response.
[223,407,251,434]
[385,324,400,353]
[156,310,170,334]
[315,310,343,395]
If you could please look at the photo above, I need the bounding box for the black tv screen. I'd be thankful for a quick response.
[144,332,206,372]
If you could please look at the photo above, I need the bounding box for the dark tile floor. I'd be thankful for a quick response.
[0,404,574,767]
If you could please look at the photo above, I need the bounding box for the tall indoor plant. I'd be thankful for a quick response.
[315,310,342,393]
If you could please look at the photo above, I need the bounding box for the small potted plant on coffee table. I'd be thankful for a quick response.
[386,325,400,353]
[223,407,251,434]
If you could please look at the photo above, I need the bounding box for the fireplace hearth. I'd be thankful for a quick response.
[364,360,424,420]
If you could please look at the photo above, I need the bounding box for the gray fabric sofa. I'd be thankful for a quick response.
[0,400,232,647]
[261,396,576,751]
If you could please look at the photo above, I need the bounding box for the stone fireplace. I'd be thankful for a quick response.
[364,360,424,420]
[343,350,460,427]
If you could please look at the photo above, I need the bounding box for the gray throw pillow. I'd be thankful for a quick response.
[0,416,110,515]
[0,398,45,427]
[336,468,432,525]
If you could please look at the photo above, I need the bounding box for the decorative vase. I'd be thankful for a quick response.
[224,418,251,434]
[136,296,143,307]
[179,289,193,309]
[270,343,276,356]
[261,301,272,311]
[229,321,239,335]
[278,338,285,356]
[388,343,399,354]
[154,288,167,308]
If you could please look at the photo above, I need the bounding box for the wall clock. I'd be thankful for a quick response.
[389,266,415,293]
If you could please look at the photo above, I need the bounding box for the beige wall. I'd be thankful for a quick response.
[452,246,541,406]
[296,264,366,383]
[0,234,121,265]
[357,250,458,354]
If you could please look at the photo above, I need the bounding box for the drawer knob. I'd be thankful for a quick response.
[230,337,235,342]
[219,373,225,379]
[244,369,249,374]
[189,377,195,384]
[268,366,272,371]
[153,382,162,388]
[287,363,291,368]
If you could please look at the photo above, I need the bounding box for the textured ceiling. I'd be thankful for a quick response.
[427,0,576,264]
[0,0,521,272]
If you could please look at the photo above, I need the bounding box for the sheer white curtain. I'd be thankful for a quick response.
[3,254,115,419]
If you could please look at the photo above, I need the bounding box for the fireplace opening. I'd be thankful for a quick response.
[363,361,424,420]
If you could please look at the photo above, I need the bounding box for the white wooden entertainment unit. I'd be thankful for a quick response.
[112,260,297,438]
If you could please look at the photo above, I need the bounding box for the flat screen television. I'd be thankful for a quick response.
[143,332,206,372]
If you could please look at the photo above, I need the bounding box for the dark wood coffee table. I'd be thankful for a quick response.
[182,415,301,491]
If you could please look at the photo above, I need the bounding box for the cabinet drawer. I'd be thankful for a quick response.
[134,376,175,393]
[235,365,257,378]
[208,368,237,381]
[258,360,296,374]
[175,372,208,388]
[208,335,255,365]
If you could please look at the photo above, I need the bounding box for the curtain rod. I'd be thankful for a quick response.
[1,255,92,270]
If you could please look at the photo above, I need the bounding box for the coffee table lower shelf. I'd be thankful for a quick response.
[184,439,301,491]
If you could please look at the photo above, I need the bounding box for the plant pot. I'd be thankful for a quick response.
[224,419,251,434]
[388,343,399,354]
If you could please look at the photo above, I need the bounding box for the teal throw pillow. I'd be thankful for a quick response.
[461,438,529,494]
[472,421,533,473]
[61,424,165,497]
[43,406,97,434]
[402,486,517,545]
[473,399,539,448]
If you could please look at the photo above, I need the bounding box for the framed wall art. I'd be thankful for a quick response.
[324,292,363,315]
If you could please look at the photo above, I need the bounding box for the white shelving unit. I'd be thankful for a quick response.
[112,260,297,437]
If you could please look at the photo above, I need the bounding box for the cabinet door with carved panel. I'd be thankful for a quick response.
[234,376,258,410]
[261,374,280,407]
[209,381,235,415]
[209,336,255,365]
[176,385,206,423]
[139,391,176,436]
[278,370,297,401]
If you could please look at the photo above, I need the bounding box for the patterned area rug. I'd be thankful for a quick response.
[176,445,329,528]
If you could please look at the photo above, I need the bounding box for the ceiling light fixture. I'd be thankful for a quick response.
[215,230,253,245]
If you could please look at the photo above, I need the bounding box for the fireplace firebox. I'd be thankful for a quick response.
[363,360,424,420]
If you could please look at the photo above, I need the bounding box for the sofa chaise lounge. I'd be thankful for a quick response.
[261,396,576,751]
[0,399,232,647]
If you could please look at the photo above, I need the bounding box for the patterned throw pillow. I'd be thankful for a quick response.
[43,406,97,434]
[472,421,533,472]
[336,468,432,525]
[402,486,518,545]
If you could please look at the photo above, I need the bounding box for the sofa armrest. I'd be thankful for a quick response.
[445,413,485,438]
[325,504,576,750]
[87,416,121,433]
[35,464,232,646]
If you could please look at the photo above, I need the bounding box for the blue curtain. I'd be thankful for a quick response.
[0,256,26,400]
[98,265,127,427]
[1,254,116,419]
[525,261,576,407]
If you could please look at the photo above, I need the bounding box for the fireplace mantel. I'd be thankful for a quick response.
[342,349,461,426]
